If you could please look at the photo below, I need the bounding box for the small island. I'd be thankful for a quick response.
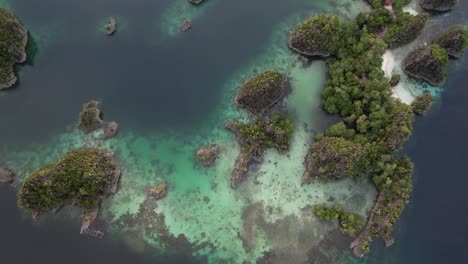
[146,182,168,200]
[235,70,285,115]
[403,44,448,86]
[197,145,219,166]
[433,25,468,58]
[180,19,192,32]
[0,167,15,184]
[18,148,121,233]
[0,8,28,90]
[104,17,116,35]
[79,100,119,139]
[226,112,294,188]
[419,0,458,11]
[288,14,341,57]
[411,92,433,115]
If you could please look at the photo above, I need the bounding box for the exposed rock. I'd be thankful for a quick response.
[197,145,219,166]
[433,25,468,58]
[79,100,104,132]
[0,167,14,184]
[235,70,285,115]
[419,0,458,11]
[180,19,192,32]
[78,100,119,139]
[188,0,204,4]
[403,44,448,86]
[146,183,168,200]
[102,121,119,140]
[104,17,116,35]
[0,8,28,90]
[231,152,252,188]
[389,74,401,87]
[288,14,341,57]
[80,207,99,234]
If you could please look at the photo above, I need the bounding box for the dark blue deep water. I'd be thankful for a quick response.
[0,0,467,263]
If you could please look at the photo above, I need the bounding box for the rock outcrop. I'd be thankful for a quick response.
[433,25,468,58]
[146,183,168,200]
[188,0,204,4]
[78,100,119,139]
[389,74,401,87]
[0,168,15,184]
[197,145,219,166]
[105,17,116,35]
[0,8,28,90]
[180,19,192,32]
[403,44,448,86]
[235,71,285,115]
[419,0,458,11]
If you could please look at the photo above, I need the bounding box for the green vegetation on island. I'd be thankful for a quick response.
[351,156,413,256]
[235,70,285,115]
[288,14,341,56]
[79,100,119,139]
[313,204,366,236]
[18,148,120,213]
[303,137,369,183]
[289,1,423,256]
[411,92,433,115]
[0,8,28,90]
[385,12,429,48]
[434,25,468,58]
[226,112,295,188]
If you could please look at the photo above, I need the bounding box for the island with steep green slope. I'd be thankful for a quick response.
[235,70,285,115]
[0,8,28,90]
[18,148,121,232]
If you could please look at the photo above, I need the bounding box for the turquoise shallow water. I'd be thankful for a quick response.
[1,0,467,263]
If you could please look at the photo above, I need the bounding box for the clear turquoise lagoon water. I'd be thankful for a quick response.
[0,0,467,263]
